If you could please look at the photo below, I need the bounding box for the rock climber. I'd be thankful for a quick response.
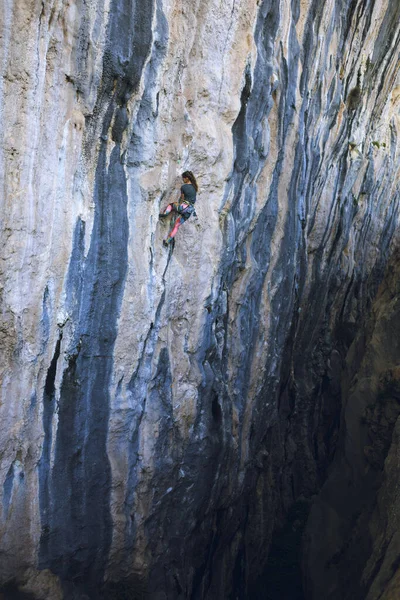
[159,171,198,246]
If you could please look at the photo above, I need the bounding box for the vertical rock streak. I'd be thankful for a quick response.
[37,0,155,593]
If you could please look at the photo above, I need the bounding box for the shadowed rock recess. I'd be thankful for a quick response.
[0,0,399,598]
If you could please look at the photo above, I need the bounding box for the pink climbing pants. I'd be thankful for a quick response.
[160,202,194,244]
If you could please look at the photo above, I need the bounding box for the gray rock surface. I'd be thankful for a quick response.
[0,0,399,598]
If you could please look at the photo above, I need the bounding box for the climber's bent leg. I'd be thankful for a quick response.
[159,203,176,217]
[165,215,186,243]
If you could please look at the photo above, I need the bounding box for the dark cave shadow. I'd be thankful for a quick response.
[0,583,37,600]
[248,500,310,600]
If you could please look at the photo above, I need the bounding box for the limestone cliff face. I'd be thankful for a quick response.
[0,0,399,598]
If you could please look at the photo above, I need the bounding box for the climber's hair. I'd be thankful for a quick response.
[182,171,198,192]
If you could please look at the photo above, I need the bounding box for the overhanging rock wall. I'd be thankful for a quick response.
[0,0,399,598]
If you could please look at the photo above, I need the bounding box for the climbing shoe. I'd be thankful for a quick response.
[159,213,168,218]
[163,240,169,247]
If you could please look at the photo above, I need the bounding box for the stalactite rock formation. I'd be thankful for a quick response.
[0,0,399,598]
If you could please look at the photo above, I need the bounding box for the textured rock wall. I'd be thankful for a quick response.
[303,251,400,600]
[0,0,399,598]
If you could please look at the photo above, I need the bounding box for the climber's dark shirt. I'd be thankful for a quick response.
[181,184,196,204]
